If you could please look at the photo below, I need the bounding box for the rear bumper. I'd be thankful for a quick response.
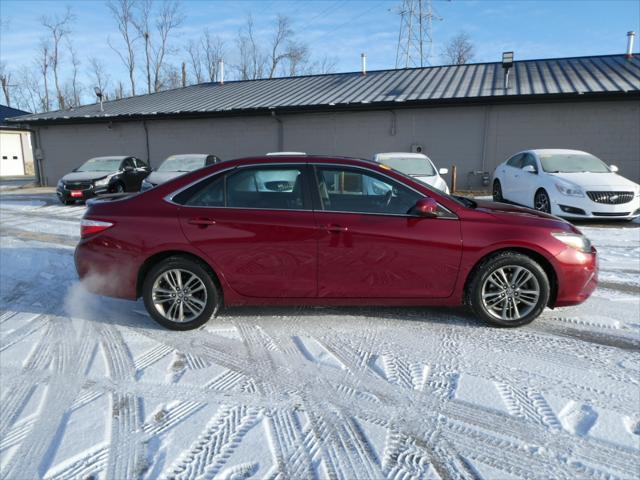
[74,238,139,300]
[552,246,598,307]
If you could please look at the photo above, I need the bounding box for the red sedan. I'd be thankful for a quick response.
[75,155,597,330]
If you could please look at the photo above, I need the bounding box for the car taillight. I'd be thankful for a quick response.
[81,219,114,238]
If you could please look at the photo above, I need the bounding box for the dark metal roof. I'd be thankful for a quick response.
[8,54,640,124]
[1,105,31,125]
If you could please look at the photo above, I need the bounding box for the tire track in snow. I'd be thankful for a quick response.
[1,317,96,480]
[99,325,146,480]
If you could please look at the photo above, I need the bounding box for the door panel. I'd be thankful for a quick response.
[180,208,318,298]
[177,164,317,298]
[315,212,462,298]
[514,154,539,207]
[312,165,462,299]
[502,153,523,201]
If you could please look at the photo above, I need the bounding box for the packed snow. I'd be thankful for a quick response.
[1,193,639,479]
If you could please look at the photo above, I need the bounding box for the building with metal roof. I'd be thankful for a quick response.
[6,53,640,187]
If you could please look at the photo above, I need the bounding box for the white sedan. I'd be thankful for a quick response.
[373,152,450,193]
[492,149,640,220]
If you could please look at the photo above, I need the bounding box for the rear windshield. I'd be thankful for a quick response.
[539,153,610,173]
[77,157,123,172]
[158,155,208,172]
[380,157,436,176]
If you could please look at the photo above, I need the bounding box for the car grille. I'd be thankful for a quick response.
[64,181,92,190]
[586,191,634,204]
[592,211,630,217]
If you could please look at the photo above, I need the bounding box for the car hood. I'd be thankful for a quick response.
[145,171,186,185]
[473,199,573,229]
[412,174,442,187]
[549,172,639,190]
[61,171,110,182]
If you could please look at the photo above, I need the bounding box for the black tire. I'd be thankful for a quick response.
[142,256,220,330]
[468,251,550,327]
[534,189,551,213]
[492,180,503,202]
[60,198,74,205]
[112,182,125,193]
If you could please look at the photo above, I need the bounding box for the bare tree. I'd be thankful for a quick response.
[236,15,265,80]
[267,15,294,78]
[14,66,43,112]
[68,43,82,107]
[41,7,75,109]
[441,32,475,65]
[107,0,138,96]
[36,41,51,111]
[202,29,224,82]
[134,0,184,93]
[0,63,11,107]
[185,39,203,84]
[89,57,111,99]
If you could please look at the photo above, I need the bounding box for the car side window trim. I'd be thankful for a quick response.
[168,163,313,211]
[310,163,457,220]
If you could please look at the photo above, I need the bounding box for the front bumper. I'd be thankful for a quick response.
[550,195,640,220]
[57,184,109,202]
[553,246,598,307]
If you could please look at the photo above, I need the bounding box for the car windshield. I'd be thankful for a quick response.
[380,157,436,176]
[76,157,123,172]
[539,153,610,173]
[157,155,207,172]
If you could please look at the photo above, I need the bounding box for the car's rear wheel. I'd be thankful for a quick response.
[468,252,550,327]
[60,198,74,205]
[492,180,503,202]
[534,189,551,213]
[142,256,220,330]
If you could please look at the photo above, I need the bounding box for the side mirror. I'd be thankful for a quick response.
[610,164,619,173]
[438,167,449,175]
[123,165,134,172]
[412,197,438,218]
[522,165,537,174]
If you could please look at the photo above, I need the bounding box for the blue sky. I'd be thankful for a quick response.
[0,0,638,99]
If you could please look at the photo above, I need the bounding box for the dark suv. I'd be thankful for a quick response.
[57,156,150,204]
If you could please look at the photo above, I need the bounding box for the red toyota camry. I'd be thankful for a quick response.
[75,155,597,330]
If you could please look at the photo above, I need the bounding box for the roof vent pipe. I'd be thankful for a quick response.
[502,51,514,90]
[361,53,367,76]
[218,59,225,84]
[627,31,636,58]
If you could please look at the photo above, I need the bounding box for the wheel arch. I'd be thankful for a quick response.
[463,247,558,307]
[136,250,223,302]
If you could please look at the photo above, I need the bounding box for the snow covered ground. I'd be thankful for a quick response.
[1,193,639,480]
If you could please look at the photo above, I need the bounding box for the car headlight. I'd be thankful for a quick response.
[551,232,592,252]
[555,181,584,197]
[94,177,109,187]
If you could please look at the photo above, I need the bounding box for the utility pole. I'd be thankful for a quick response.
[395,0,442,68]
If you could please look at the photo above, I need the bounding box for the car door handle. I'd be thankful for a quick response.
[324,224,348,233]
[188,217,216,227]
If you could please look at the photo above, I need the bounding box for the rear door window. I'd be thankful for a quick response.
[173,165,309,210]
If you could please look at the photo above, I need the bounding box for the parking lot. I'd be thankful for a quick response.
[1,190,639,479]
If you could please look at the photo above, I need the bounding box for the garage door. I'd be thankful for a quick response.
[0,133,25,176]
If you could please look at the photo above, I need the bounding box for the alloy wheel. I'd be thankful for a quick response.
[481,265,540,322]
[152,269,208,323]
[534,190,550,213]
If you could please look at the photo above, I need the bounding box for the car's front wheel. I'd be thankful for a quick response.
[534,189,551,213]
[468,252,550,327]
[142,256,220,330]
[492,180,503,202]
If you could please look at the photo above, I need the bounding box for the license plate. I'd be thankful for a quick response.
[70,190,83,198]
